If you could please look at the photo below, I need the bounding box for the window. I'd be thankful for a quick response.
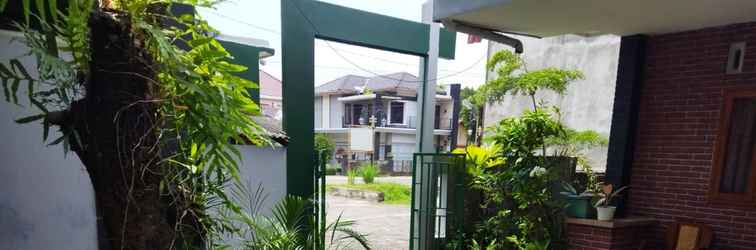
[390,101,404,124]
[710,89,756,205]
[726,42,746,74]
[344,104,352,125]
[352,104,364,125]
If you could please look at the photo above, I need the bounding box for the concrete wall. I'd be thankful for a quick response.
[484,34,621,172]
[0,30,98,250]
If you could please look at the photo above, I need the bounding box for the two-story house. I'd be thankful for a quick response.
[314,72,459,174]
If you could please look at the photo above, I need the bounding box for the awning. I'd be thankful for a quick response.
[434,0,756,37]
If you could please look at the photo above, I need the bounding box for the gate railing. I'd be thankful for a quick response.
[313,150,327,250]
[410,153,466,250]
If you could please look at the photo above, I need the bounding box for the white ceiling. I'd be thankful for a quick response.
[448,0,756,37]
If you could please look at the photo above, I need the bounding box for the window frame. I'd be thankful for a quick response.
[389,101,406,125]
[709,88,756,206]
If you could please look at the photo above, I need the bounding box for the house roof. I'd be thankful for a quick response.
[251,115,288,146]
[315,72,420,95]
[260,70,281,99]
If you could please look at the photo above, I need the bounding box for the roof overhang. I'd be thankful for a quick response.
[216,34,275,58]
[434,0,756,37]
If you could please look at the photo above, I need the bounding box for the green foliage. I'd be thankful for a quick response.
[594,184,629,208]
[506,235,549,250]
[480,50,583,104]
[237,195,371,250]
[453,144,504,177]
[461,50,595,250]
[546,127,608,156]
[460,86,485,132]
[325,163,341,176]
[327,182,411,205]
[1,0,272,247]
[315,133,336,162]
[347,169,357,185]
[357,162,379,184]
[463,109,567,249]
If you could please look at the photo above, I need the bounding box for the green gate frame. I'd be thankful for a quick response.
[281,0,456,198]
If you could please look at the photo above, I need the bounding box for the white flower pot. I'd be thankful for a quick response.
[596,206,616,221]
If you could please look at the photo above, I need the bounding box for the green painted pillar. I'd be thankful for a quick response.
[281,0,316,198]
[220,40,273,104]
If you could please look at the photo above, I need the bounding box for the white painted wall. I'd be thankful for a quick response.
[234,145,287,216]
[329,95,342,128]
[484,34,621,172]
[0,30,98,250]
[314,96,323,128]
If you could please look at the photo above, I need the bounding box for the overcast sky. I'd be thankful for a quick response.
[197,0,488,87]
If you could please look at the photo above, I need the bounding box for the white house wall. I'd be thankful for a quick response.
[0,31,98,250]
[484,34,620,172]
[329,95,343,128]
[314,96,323,128]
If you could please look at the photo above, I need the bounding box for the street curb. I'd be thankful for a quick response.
[329,187,385,202]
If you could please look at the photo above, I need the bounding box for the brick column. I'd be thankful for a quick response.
[567,218,656,250]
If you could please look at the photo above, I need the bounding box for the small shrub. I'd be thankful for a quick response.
[358,163,379,184]
[347,169,357,185]
[314,133,335,162]
[325,163,340,175]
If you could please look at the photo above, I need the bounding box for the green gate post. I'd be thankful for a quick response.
[281,0,455,245]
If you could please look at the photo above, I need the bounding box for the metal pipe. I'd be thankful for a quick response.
[442,20,525,54]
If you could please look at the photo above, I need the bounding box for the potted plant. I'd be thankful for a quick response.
[594,184,629,221]
[560,182,596,219]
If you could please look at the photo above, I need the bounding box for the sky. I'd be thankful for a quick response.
[197,0,488,87]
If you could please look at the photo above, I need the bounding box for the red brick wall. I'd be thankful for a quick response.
[567,224,649,250]
[628,22,756,249]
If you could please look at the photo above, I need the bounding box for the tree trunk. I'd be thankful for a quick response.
[61,10,198,250]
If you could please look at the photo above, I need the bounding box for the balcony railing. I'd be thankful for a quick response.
[342,115,452,130]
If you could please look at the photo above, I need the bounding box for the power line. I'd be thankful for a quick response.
[205,4,487,83]
[201,9,281,35]
[287,0,485,83]
[265,61,484,77]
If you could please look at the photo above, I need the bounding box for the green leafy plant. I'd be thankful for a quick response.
[459,86,485,144]
[358,162,379,184]
[594,184,629,208]
[238,195,371,250]
[453,144,504,177]
[347,169,357,185]
[462,50,588,249]
[480,50,583,110]
[325,163,341,175]
[0,1,270,248]
[315,133,336,162]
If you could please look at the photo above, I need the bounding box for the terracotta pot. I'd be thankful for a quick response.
[596,206,616,221]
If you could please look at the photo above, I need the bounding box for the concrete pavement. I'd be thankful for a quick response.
[326,195,410,250]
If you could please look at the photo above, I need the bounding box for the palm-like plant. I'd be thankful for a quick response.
[239,195,370,250]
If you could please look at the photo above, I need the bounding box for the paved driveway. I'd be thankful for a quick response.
[326,195,410,250]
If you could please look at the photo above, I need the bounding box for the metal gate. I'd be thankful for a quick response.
[313,150,327,249]
[410,153,466,250]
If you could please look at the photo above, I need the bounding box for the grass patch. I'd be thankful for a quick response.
[327,182,411,205]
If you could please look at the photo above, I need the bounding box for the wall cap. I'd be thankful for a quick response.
[566,217,656,229]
